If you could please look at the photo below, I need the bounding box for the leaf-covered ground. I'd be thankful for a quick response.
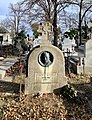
[0,93,92,120]
[0,73,92,120]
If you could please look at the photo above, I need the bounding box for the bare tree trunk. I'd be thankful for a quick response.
[79,0,83,45]
[53,0,58,46]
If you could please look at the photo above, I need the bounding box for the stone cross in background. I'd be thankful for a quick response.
[37,21,53,44]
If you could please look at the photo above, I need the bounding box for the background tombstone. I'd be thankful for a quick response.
[25,43,67,94]
[77,34,92,74]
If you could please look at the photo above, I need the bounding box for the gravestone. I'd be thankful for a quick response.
[62,37,72,52]
[85,38,92,66]
[77,35,92,74]
[25,44,67,94]
[25,22,67,94]
[83,37,92,74]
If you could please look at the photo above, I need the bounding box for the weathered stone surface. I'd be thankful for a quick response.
[25,43,67,94]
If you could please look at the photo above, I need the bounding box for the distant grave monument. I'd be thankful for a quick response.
[25,22,67,94]
[77,35,92,74]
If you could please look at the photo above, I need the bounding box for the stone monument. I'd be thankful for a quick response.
[25,22,67,94]
[77,34,92,74]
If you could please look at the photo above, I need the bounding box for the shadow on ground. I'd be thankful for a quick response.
[0,80,24,93]
[53,82,92,119]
